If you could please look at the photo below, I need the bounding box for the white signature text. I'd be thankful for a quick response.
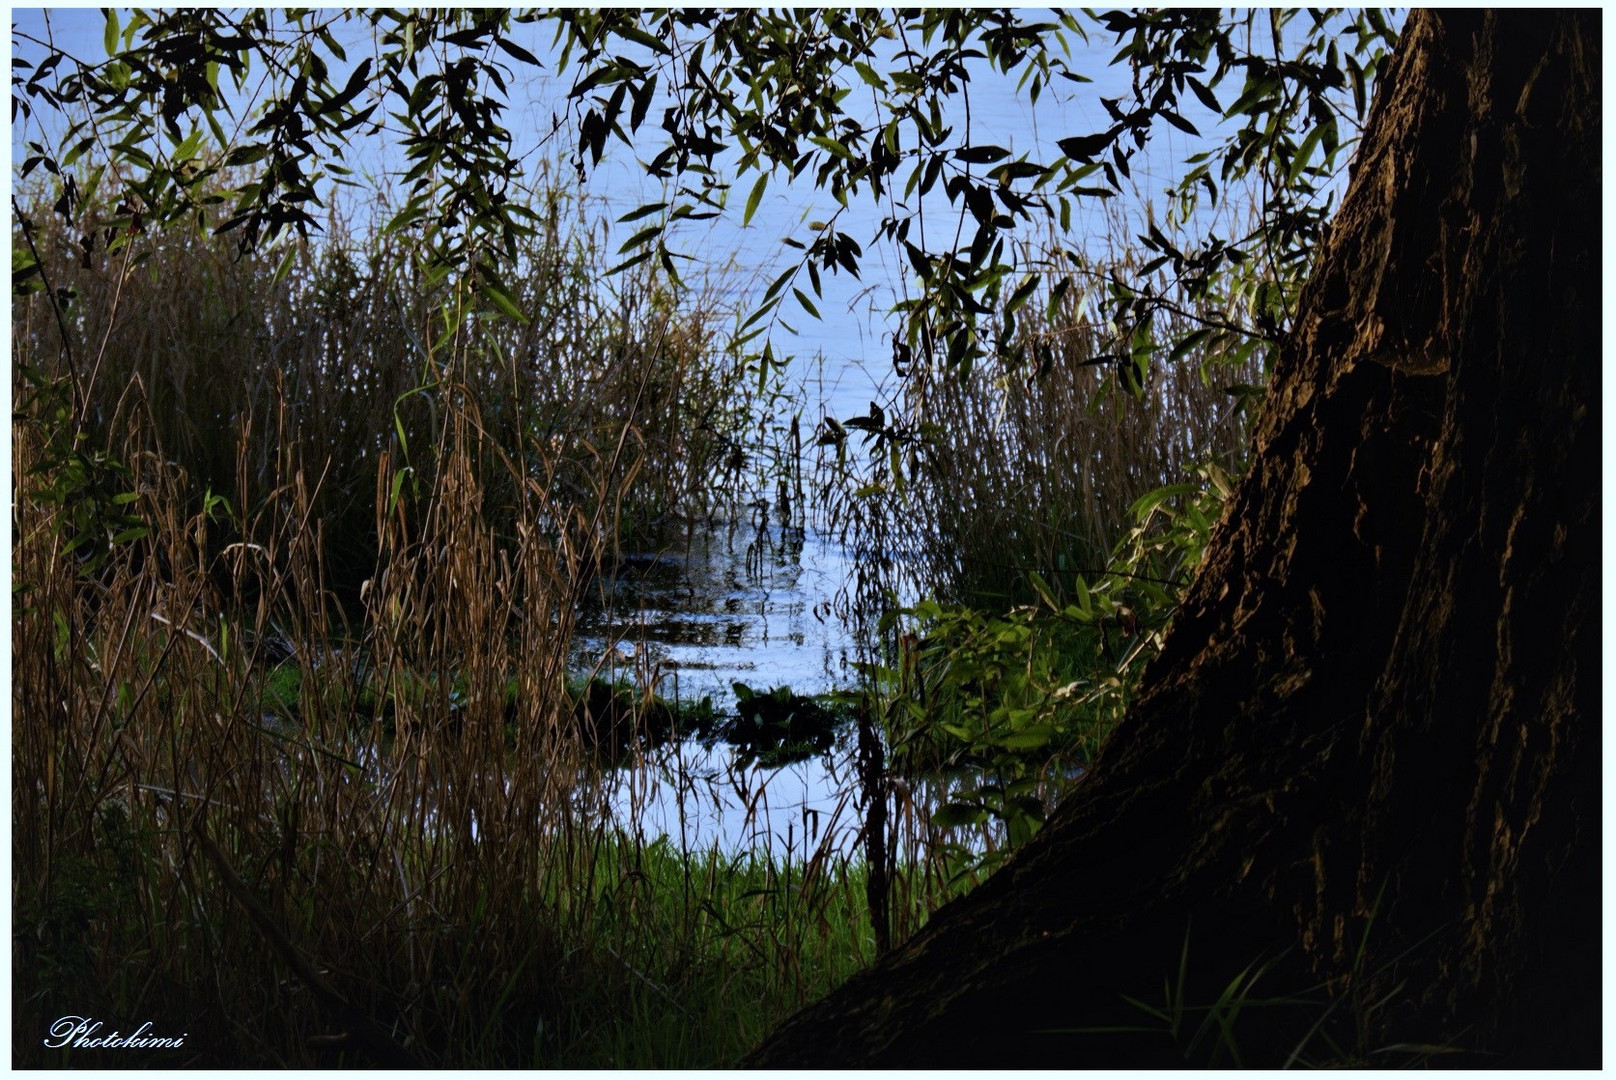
[44,1016,187,1050]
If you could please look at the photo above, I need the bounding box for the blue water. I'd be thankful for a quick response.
[571,519,859,710]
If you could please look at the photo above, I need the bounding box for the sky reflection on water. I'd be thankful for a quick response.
[570,511,877,853]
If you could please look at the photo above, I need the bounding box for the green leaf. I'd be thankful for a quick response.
[1056,129,1115,161]
[742,171,767,227]
[1168,327,1213,363]
[1027,569,1058,610]
[616,224,662,254]
[792,288,821,320]
[990,160,1046,185]
[616,200,666,224]
[1186,75,1221,115]
[616,22,670,55]
[388,467,411,515]
[854,61,887,90]
[760,266,795,307]
[496,37,541,67]
[809,135,853,160]
[1225,75,1281,119]
[104,10,120,57]
[931,802,990,829]
[1347,54,1367,118]
[479,282,528,322]
[903,241,930,282]
[1005,274,1039,316]
[955,144,1009,165]
[1159,109,1200,137]
[1000,725,1056,751]
[172,127,204,163]
[1129,483,1198,522]
[60,137,95,169]
[1290,122,1326,182]
[272,247,296,286]
[1073,574,1092,617]
[383,194,427,235]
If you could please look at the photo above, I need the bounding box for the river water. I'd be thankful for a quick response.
[569,446,877,853]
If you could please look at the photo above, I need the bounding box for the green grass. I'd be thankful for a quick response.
[15,791,904,1068]
[1047,914,1467,1068]
[524,837,894,1068]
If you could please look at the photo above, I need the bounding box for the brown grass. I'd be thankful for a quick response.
[13,172,748,605]
[13,348,915,1063]
[11,176,903,1066]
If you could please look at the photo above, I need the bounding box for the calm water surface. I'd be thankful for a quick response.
[571,506,877,853]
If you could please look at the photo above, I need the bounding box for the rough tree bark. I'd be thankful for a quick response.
[746,9,1599,1068]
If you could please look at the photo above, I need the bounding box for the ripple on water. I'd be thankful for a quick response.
[571,519,859,710]
[570,519,869,853]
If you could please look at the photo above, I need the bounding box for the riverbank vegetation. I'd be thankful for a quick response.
[14,182,1241,1065]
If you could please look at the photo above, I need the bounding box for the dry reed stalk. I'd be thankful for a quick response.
[13,164,981,1066]
[13,176,750,612]
[14,346,613,1061]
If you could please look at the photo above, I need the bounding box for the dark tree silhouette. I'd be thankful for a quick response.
[746,9,1600,1067]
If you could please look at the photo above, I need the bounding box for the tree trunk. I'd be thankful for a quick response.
[746,9,1600,1068]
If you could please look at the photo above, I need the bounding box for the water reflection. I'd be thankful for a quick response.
[571,517,857,712]
[604,739,866,860]
[570,515,869,852]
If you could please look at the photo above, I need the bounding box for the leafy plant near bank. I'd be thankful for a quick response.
[819,225,1256,882]
[874,461,1234,875]
[708,683,849,769]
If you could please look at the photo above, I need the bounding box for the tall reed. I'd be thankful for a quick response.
[895,253,1258,606]
[14,337,909,1063]
[13,171,750,608]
